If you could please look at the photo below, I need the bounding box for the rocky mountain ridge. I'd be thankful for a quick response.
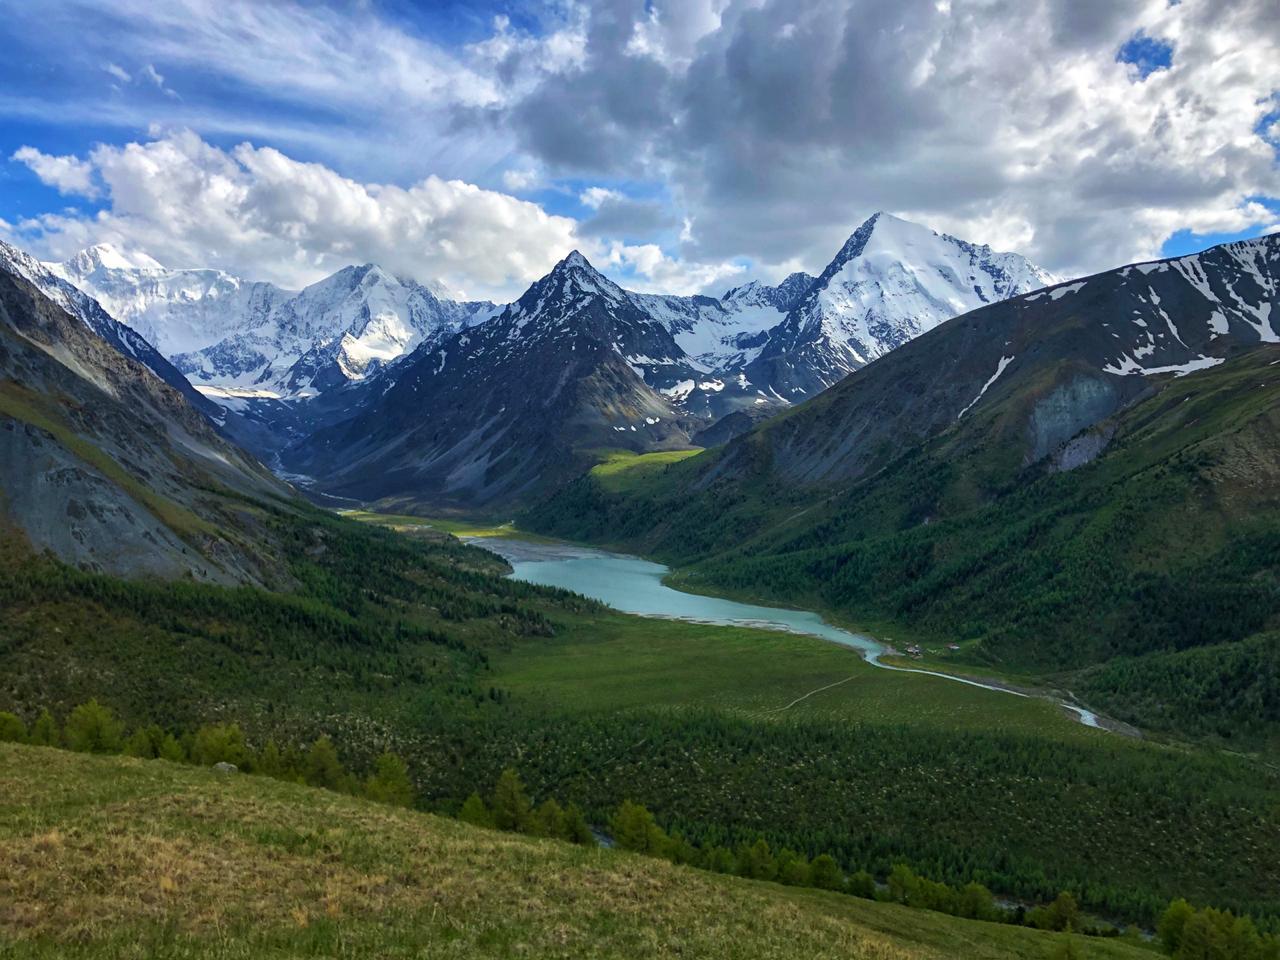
[0,258,293,582]
[746,212,1058,399]
[283,250,705,507]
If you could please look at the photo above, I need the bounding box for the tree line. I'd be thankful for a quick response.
[0,700,415,807]
[8,702,1279,954]
[435,707,1280,931]
[452,767,1204,946]
[1158,898,1280,960]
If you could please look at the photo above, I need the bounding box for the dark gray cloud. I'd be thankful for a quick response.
[508,0,674,172]
[1049,0,1134,49]
[491,0,1280,278]
[6,0,1277,294]
[577,196,679,238]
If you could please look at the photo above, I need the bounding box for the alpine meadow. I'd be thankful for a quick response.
[1,2,1279,959]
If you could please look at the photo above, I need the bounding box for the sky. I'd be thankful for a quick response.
[0,0,1277,302]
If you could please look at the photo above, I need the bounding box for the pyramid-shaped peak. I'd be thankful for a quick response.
[827,212,945,268]
[543,249,618,293]
[354,263,393,283]
[852,211,924,240]
[559,249,595,270]
[299,263,369,291]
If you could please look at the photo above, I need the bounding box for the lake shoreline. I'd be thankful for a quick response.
[471,536,1133,736]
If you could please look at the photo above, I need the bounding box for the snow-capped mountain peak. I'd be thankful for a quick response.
[746,212,1057,397]
[59,242,165,276]
[720,271,816,313]
[48,248,293,359]
[48,245,496,399]
[543,249,630,304]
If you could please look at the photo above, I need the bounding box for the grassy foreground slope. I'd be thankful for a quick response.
[0,744,1150,960]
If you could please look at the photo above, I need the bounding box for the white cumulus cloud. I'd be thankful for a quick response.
[599,240,744,295]
[501,168,540,192]
[580,186,623,209]
[11,146,100,198]
[13,130,581,301]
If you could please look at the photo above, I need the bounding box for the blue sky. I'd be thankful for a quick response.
[0,0,1276,299]
[1116,31,1174,80]
[1160,198,1280,259]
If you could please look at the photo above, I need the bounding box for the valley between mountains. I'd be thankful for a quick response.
[2,211,1279,958]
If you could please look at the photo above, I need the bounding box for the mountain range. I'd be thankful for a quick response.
[50,243,499,400]
[9,207,1274,685]
[3,200,1280,946]
[33,212,1052,506]
[20,213,1274,526]
[524,232,1280,739]
[277,217,1051,506]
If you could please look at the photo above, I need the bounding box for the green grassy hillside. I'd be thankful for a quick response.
[0,743,1155,960]
[3,497,1280,931]
[0,498,585,759]
[522,346,1280,751]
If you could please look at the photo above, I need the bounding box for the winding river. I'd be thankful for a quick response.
[476,539,1106,731]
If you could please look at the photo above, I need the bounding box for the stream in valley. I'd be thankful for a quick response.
[475,539,1107,731]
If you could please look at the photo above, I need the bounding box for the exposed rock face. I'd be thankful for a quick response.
[0,419,202,578]
[1028,376,1124,463]
[1048,426,1115,473]
[0,266,292,583]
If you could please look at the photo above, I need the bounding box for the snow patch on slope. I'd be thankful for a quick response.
[957,355,1015,419]
[1103,355,1225,377]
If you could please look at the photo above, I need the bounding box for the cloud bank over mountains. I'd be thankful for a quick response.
[10,132,581,300]
[2,0,1277,299]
